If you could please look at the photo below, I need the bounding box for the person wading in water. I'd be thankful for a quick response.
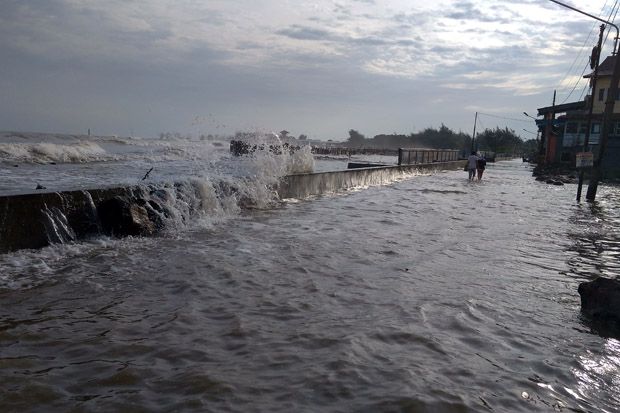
[467,151,478,181]
[476,155,487,181]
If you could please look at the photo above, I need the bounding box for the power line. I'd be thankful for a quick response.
[477,112,534,123]
[568,1,619,103]
[602,0,619,50]
[560,59,591,103]
[578,75,590,100]
[554,0,610,92]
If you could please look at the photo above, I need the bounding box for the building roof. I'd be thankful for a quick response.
[537,100,586,116]
[584,55,616,78]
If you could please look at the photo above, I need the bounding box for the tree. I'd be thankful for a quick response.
[298,134,308,140]
[475,127,523,154]
[347,129,366,146]
[279,130,290,139]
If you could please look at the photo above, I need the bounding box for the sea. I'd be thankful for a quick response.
[0,131,619,412]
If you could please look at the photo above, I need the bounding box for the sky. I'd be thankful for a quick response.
[0,0,617,141]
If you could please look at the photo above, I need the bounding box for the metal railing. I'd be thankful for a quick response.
[397,148,460,165]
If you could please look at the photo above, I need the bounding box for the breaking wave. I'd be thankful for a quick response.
[0,140,111,164]
[0,131,316,262]
[0,131,315,174]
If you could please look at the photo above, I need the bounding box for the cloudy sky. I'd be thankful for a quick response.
[0,0,616,140]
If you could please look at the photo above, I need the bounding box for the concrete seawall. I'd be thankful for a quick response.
[279,160,463,199]
[0,160,463,253]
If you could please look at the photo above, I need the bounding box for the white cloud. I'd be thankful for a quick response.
[0,0,612,138]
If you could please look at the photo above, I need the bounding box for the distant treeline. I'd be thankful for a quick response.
[345,125,537,154]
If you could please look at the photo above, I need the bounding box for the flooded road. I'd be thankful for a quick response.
[1,160,619,412]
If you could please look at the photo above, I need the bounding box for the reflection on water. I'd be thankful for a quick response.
[566,188,620,281]
[574,339,620,412]
[0,160,619,412]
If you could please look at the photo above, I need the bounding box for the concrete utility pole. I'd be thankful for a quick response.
[577,24,605,202]
[541,91,556,164]
[471,112,478,152]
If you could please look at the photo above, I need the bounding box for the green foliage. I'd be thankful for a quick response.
[367,124,472,150]
[521,138,538,157]
[475,127,523,153]
[342,125,529,153]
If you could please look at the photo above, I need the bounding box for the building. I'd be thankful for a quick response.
[534,55,620,177]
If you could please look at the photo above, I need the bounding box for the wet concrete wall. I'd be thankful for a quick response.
[277,161,463,199]
[0,186,137,253]
[0,161,463,253]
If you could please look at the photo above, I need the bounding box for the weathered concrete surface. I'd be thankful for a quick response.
[277,161,463,199]
[0,187,136,253]
[0,160,463,253]
[347,162,390,169]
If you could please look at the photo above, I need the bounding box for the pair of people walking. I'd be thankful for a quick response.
[466,151,486,181]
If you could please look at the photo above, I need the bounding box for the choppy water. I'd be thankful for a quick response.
[1,159,620,412]
[0,131,393,194]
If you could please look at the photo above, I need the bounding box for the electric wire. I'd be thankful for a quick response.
[573,1,619,103]
[477,112,536,124]
[578,76,590,100]
[561,59,591,103]
[560,0,619,103]
[602,0,620,51]
[555,0,618,104]
[554,0,610,93]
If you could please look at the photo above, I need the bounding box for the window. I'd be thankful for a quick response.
[599,88,606,101]
[565,122,578,133]
[592,123,600,134]
[614,122,620,135]
[579,123,587,134]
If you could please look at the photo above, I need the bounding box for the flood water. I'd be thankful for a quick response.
[1,159,619,412]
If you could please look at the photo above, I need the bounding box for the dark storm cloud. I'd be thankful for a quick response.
[0,0,175,66]
[276,24,421,50]
[444,0,512,23]
[0,0,249,136]
[276,25,335,41]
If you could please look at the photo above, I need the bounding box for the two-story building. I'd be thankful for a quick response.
[535,55,620,177]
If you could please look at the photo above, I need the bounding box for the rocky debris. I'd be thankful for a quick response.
[578,277,620,321]
[97,196,157,236]
[533,164,577,185]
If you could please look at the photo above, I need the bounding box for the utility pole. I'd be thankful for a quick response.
[577,24,605,201]
[471,112,478,152]
[541,91,556,164]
